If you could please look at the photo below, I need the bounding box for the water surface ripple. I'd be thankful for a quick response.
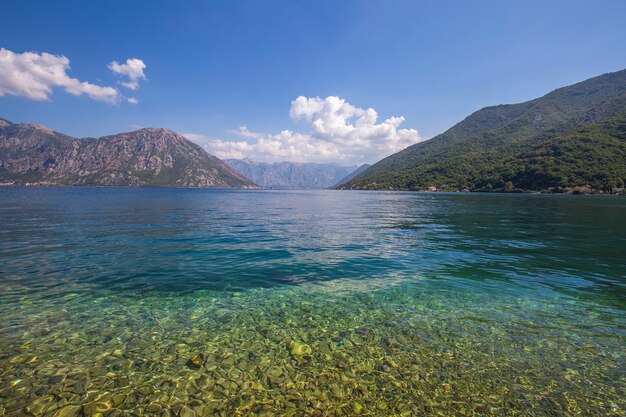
[0,187,624,416]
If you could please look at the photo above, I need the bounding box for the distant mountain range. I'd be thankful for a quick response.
[339,68,626,193]
[0,120,256,188]
[4,68,624,193]
[334,164,371,187]
[225,159,362,189]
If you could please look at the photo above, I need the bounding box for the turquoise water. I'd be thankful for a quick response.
[0,187,625,416]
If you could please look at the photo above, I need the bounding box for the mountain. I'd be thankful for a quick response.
[339,68,626,193]
[481,114,626,192]
[334,164,371,187]
[225,159,358,188]
[0,119,257,188]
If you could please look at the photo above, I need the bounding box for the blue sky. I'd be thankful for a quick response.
[1,0,625,164]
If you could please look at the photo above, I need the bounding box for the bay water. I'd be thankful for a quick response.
[0,187,624,416]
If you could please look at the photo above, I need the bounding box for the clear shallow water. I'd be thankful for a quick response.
[0,187,625,416]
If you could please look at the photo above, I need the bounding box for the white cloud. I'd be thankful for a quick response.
[207,128,343,162]
[196,96,422,164]
[108,58,146,90]
[0,48,119,103]
[127,97,138,104]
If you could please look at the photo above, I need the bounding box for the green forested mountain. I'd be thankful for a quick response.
[478,115,626,192]
[339,68,626,193]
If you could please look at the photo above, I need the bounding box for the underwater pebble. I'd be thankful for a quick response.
[51,405,82,417]
[289,341,312,356]
[0,279,624,416]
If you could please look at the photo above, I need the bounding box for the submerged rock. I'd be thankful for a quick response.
[51,405,81,417]
[178,405,196,417]
[111,393,126,407]
[145,403,162,413]
[83,393,114,416]
[289,341,312,356]
[187,353,204,370]
[26,395,55,415]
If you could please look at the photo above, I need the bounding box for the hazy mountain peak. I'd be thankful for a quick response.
[225,159,358,189]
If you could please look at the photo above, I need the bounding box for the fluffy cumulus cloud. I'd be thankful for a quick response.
[0,48,146,104]
[108,58,146,90]
[195,96,421,164]
[0,48,119,103]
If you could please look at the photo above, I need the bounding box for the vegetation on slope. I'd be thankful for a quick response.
[340,69,626,193]
[476,114,626,193]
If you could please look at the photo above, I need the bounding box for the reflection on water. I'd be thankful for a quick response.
[0,187,625,416]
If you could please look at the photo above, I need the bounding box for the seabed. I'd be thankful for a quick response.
[1,275,624,416]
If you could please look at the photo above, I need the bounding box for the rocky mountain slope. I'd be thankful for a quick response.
[339,68,626,192]
[225,159,358,188]
[0,120,257,188]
